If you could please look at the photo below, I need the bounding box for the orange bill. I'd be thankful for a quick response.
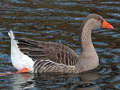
[102,19,114,29]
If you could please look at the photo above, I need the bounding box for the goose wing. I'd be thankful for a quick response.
[15,37,79,67]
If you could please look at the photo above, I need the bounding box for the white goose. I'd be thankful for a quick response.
[8,14,114,73]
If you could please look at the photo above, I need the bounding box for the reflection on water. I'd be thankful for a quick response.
[11,70,99,90]
[0,0,120,89]
[11,73,34,90]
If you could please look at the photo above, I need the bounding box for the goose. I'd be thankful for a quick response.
[8,14,114,73]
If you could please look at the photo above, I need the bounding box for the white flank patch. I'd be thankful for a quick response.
[8,30,34,72]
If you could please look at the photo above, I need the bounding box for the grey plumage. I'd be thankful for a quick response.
[33,60,75,73]
[16,37,78,65]
[12,14,113,73]
[16,37,79,73]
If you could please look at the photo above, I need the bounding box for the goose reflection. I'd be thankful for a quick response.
[10,70,100,90]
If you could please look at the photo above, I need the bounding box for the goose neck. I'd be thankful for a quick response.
[80,24,95,52]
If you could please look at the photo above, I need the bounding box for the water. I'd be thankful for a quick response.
[0,0,120,89]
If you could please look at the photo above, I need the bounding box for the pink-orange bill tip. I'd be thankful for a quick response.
[102,19,114,29]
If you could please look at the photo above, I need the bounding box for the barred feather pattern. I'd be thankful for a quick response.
[33,60,76,73]
[15,37,79,66]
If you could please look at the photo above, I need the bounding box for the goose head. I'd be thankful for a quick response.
[81,14,114,30]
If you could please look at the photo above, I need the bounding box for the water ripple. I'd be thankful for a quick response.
[0,0,120,90]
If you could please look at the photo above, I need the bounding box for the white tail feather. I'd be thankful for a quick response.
[8,30,34,72]
[8,30,18,48]
[8,30,14,39]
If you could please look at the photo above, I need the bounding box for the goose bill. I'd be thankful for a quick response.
[102,19,114,29]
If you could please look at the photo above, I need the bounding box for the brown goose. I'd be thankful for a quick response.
[8,14,113,73]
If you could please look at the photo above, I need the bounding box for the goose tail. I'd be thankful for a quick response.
[8,30,15,39]
[8,30,34,72]
[8,30,18,47]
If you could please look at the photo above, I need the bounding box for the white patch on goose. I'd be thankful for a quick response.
[8,30,34,72]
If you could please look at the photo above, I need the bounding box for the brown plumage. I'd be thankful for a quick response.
[16,37,78,73]
[9,14,114,73]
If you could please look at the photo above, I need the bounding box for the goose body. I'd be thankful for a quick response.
[8,14,113,73]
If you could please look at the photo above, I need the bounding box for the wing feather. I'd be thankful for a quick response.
[33,60,76,73]
[15,37,79,66]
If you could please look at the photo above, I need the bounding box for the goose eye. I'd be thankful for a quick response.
[97,18,101,21]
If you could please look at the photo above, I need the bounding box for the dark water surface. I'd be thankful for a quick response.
[0,0,120,89]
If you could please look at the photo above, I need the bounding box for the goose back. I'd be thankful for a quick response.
[15,37,79,66]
